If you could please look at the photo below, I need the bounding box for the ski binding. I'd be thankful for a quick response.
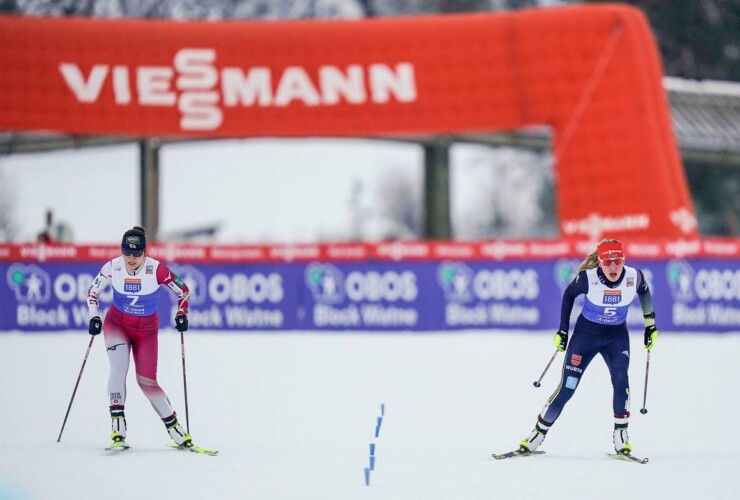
[105,439,131,452]
[607,452,648,464]
[166,442,218,456]
[493,448,545,460]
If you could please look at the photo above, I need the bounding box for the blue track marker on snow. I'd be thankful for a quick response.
[364,405,386,485]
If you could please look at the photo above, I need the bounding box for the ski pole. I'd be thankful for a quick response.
[640,350,651,414]
[533,349,559,388]
[57,335,95,442]
[180,331,190,433]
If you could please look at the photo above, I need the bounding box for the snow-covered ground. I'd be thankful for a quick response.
[1,330,738,500]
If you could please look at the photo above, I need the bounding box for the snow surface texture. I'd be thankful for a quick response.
[0,331,738,500]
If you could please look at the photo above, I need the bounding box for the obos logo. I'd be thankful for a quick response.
[472,268,540,300]
[305,263,345,304]
[694,267,740,301]
[667,260,694,302]
[437,262,474,303]
[208,272,284,304]
[306,263,418,303]
[6,264,51,303]
[554,260,581,291]
[169,265,207,305]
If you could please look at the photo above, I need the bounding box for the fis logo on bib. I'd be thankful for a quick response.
[124,278,141,293]
[603,289,622,304]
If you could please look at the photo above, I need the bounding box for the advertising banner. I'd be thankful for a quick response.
[0,263,302,332]
[0,5,697,240]
[2,245,738,333]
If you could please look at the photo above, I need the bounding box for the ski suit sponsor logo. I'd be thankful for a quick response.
[59,48,418,132]
[570,354,582,367]
[124,236,141,246]
[565,376,579,390]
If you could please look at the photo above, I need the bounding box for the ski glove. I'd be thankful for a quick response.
[554,329,568,352]
[644,325,658,351]
[175,313,189,332]
[88,316,102,336]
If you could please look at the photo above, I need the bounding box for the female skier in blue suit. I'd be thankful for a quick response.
[518,238,659,455]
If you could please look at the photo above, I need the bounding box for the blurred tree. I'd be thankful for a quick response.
[685,162,740,235]
[586,0,740,81]
[4,1,736,79]
[1,0,737,238]
[10,0,96,15]
[452,146,557,240]
[347,178,368,241]
[0,167,16,242]
[0,0,18,11]
[373,170,422,240]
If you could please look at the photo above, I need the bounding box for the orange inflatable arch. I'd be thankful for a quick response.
[0,4,696,240]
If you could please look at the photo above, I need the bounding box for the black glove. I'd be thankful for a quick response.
[88,316,102,336]
[553,329,568,352]
[175,313,189,332]
[644,324,658,351]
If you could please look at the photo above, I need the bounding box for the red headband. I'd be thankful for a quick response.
[597,241,624,260]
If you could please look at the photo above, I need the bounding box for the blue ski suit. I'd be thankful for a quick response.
[540,265,653,425]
